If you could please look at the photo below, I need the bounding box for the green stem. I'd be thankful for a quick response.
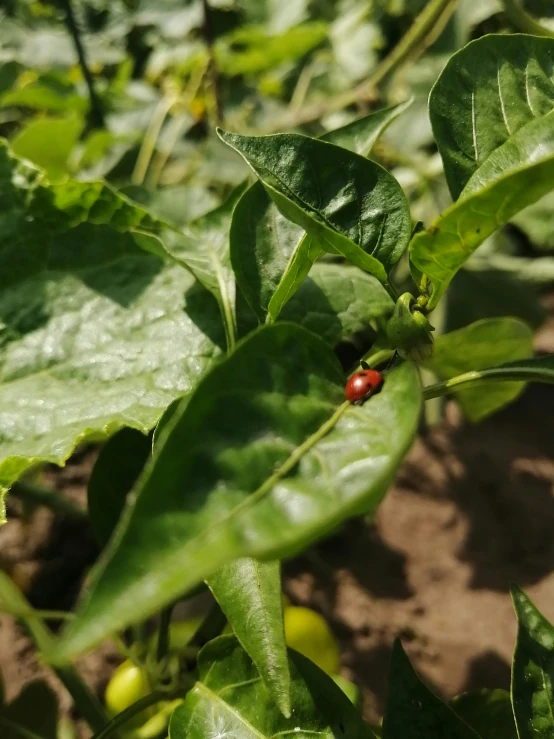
[0,718,44,739]
[201,0,222,125]
[423,364,554,400]
[59,0,104,128]
[502,0,554,37]
[156,605,174,663]
[270,0,459,131]
[11,479,86,518]
[0,573,109,734]
[90,692,169,739]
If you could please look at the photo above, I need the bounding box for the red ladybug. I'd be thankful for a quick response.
[345,361,383,403]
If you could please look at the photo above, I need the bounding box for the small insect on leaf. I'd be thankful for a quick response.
[345,368,383,404]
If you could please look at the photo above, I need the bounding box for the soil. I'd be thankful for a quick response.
[0,305,553,734]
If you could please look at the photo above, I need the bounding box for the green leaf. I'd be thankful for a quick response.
[423,355,554,400]
[215,22,328,76]
[1,681,58,739]
[0,142,224,524]
[169,636,373,738]
[87,428,152,549]
[425,318,534,421]
[219,130,411,279]
[382,640,480,739]
[162,183,248,350]
[321,99,413,154]
[430,35,554,200]
[410,110,554,308]
[230,105,412,322]
[280,263,394,346]
[51,324,421,661]
[511,586,554,739]
[451,689,517,739]
[207,559,291,717]
[10,116,84,177]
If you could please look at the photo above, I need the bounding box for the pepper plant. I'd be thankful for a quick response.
[2,26,554,739]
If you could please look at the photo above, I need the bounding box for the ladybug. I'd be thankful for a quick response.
[345,361,383,404]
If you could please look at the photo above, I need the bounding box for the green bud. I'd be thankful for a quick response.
[386,292,434,362]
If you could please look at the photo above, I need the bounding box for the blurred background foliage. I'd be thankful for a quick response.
[0,0,553,333]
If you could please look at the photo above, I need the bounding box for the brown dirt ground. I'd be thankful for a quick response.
[0,305,553,733]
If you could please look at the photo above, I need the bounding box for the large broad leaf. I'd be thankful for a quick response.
[230,105,411,323]
[511,586,554,739]
[280,263,394,345]
[424,318,533,421]
[430,35,554,200]
[451,690,517,739]
[220,131,411,282]
[162,184,248,349]
[169,636,374,738]
[382,641,480,739]
[207,560,290,717]
[410,110,554,308]
[0,142,224,524]
[10,115,84,177]
[51,324,421,661]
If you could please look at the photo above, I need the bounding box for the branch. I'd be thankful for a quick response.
[59,0,105,128]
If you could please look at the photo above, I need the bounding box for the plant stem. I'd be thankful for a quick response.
[201,0,223,125]
[0,572,109,734]
[270,0,459,131]
[132,95,176,186]
[156,605,174,663]
[502,0,554,37]
[422,362,554,400]
[59,0,105,128]
[90,692,169,739]
[11,479,86,518]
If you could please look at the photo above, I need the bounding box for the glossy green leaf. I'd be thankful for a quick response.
[162,183,248,348]
[511,586,554,739]
[0,142,224,524]
[51,324,421,661]
[219,130,411,280]
[10,116,84,177]
[280,263,394,346]
[423,355,554,400]
[230,105,412,322]
[207,559,290,717]
[425,318,533,421]
[169,636,373,738]
[382,640,480,739]
[451,689,517,739]
[430,35,554,199]
[87,428,152,549]
[410,110,554,307]
[1,681,58,739]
